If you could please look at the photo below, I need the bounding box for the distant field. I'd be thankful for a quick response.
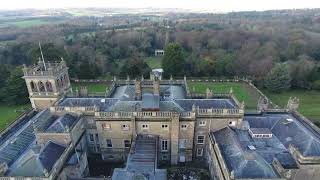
[71,82,109,93]
[264,90,320,122]
[144,56,162,69]
[188,82,260,110]
[0,18,66,28]
[0,104,31,132]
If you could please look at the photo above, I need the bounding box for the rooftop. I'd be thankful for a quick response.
[212,112,320,179]
[57,84,238,112]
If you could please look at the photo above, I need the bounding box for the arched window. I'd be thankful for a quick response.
[64,74,68,86]
[57,79,61,88]
[60,76,64,87]
[30,81,37,92]
[46,81,53,92]
[38,81,45,92]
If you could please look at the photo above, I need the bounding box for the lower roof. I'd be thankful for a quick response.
[212,112,320,179]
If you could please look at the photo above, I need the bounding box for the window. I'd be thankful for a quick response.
[142,124,149,129]
[122,124,130,131]
[95,134,99,143]
[106,139,112,148]
[197,135,205,144]
[199,121,206,126]
[162,155,168,160]
[197,148,203,156]
[161,140,168,152]
[89,134,94,142]
[124,140,131,148]
[161,124,169,129]
[181,124,188,129]
[96,145,100,152]
[102,123,111,130]
[179,139,187,149]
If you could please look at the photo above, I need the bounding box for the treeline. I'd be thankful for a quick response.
[1,9,320,105]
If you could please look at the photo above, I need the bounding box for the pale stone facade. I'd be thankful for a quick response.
[2,62,317,180]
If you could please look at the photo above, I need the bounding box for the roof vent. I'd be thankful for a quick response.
[286,118,293,122]
[248,145,256,150]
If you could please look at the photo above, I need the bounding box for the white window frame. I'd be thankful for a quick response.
[161,139,168,152]
[142,124,149,130]
[122,124,130,131]
[179,139,187,149]
[197,148,203,156]
[102,123,111,131]
[197,135,205,144]
[199,120,206,126]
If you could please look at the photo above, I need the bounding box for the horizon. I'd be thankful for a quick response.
[1,0,320,12]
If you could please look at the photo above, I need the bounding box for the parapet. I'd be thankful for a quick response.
[23,60,68,77]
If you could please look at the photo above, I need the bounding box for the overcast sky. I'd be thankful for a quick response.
[1,0,320,12]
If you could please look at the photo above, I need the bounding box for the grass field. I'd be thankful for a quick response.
[0,18,66,28]
[71,82,109,93]
[144,56,162,69]
[188,82,260,110]
[264,90,320,121]
[0,104,31,132]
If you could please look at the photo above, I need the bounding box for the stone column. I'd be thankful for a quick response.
[131,116,136,138]
[171,113,179,165]
[135,80,142,100]
[153,80,160,95]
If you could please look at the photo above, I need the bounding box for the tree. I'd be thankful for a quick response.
[3,67,29,105]
[120,56,151,78]
[162,43,185,77]
[288,58,315,89]
[264,64,291,92]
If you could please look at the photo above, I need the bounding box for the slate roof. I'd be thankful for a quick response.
[250,128,272,135]
[213,127,280,179]
[46,114,78,133]
[58,98,119,111]
[142,93,160,110]
[39,141,66,172]
[0,110,55,167]
[245,113,320,157]
[212,112,320,179]
[174,99,237,111]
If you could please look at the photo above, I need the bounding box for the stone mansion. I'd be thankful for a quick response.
[0,60,320,180]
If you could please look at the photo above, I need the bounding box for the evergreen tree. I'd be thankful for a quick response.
[120,56,151,78]
[265,64,292,92]
[4,67,29,105]
[162,43,185,77]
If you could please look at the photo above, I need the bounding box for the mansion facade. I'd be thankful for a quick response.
[0,60,319,180]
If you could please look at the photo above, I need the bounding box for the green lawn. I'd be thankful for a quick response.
[264,90,320,121]
[0,104,31,132]
[144,56,162,69]
[188,82,259,110]
[0,18,66,28]
[71,82,109,93]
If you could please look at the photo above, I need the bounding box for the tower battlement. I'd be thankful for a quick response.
[22,59,71,110]
[23,60,68,78]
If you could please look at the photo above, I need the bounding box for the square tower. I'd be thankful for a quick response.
[22,59,71,109]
